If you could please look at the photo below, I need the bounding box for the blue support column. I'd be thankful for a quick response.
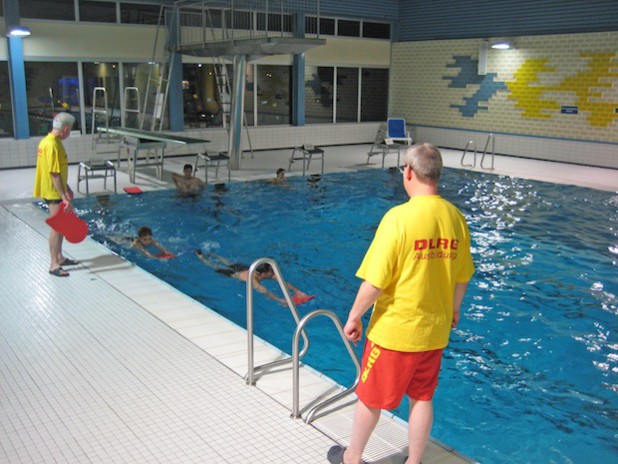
[166,8,183,131]
[292,13,306,127]
[292,53,305,127]
[7,37,30,139]
[4,0,30,139]
[168,52,184,131]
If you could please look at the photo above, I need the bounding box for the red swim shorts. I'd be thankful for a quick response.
[355,340,443,410]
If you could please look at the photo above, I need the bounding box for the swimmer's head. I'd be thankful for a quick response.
[183,164,194,176]
[255,263,274,277]
[137,226,153,245]
[138,226,152,237]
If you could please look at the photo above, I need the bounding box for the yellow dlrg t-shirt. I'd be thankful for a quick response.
[357,195,475,352]
[33,133,68,200]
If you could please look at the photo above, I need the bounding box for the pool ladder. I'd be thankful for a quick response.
[246,258,361,424]
[460,133,495,170]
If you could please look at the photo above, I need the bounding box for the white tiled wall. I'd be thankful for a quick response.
[415,127,618,168]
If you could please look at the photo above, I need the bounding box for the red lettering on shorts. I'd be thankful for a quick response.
[361,345,381,383]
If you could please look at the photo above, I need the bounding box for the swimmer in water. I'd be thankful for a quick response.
[266,168,286,185]
[172,164,206,196]
[132,226,174,259]
[195,250,310,304]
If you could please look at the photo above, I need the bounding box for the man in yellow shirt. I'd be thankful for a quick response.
[328,143,475,464]
[33,112,77,277]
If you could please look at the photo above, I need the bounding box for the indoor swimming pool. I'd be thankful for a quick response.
[73,168,617,464]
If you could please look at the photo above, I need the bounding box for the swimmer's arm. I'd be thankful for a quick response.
[284,281,307,296]
[152,240,171,255]
[195,251,216,268]
[255,282,287,305]
[132,241,156,258]
[452,282,469,328]
[171,173,182,186]
[344,280,382,344]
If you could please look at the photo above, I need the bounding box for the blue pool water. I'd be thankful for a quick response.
[76,169,617,464]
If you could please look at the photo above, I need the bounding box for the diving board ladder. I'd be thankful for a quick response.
[213,60,254,158]
[140,4,172,132]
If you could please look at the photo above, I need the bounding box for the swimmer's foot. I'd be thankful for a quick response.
[61,258,79,266]
[49,267,69,277]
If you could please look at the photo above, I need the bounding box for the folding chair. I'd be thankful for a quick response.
[288,144,325,176]
[77,141,118,197]
[367,119,413,169]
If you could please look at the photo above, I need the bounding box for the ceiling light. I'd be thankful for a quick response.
[491,40,513,50]
[7,26,32,37]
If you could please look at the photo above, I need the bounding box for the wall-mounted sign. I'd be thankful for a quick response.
[561,106,578,114]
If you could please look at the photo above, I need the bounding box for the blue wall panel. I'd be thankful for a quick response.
[398,0,618,42]
[318,0,399,21]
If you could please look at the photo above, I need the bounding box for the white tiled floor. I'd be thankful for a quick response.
[1,144,616,464]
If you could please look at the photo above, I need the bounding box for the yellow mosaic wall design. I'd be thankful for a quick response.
[390,31,618,143]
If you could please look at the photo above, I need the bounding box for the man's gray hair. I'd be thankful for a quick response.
[52,112,76,131]
[403,143,443,183]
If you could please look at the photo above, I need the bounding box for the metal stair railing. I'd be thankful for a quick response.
[480,133,495,170]
[246,258,309,386]
[291,309,361,424]
[460,140,477,168]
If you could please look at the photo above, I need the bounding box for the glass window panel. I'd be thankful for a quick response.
[0,2,4,16]
[122,62,168,130]
[306,17,335,35]
[120,3,160,25]
[25,62,81,136]
[305,16,317,34]
[82,62,120,134]
[305,65,333,124]
[360,68,388,122]
[362,21,390,39]
[337,19,360,37]
[336,67,358,123]
[224,10,252,30]
[206,9,222,28]
[256,65,290,126]
[319,17,335,35]
[0,62,14,138]
[20,0,75,20]
[182,63,219,128]
[123,62,150,129]
[80,1,117,23]
[257,13,292,33]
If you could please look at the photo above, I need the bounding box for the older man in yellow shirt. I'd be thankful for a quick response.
[33,112,77,277]
[328,143,475,464]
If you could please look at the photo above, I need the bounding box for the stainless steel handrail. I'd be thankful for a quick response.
[246,257,309,386]
[292,309,361,424]
[480,133,495,170]
[460,139,477,168]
